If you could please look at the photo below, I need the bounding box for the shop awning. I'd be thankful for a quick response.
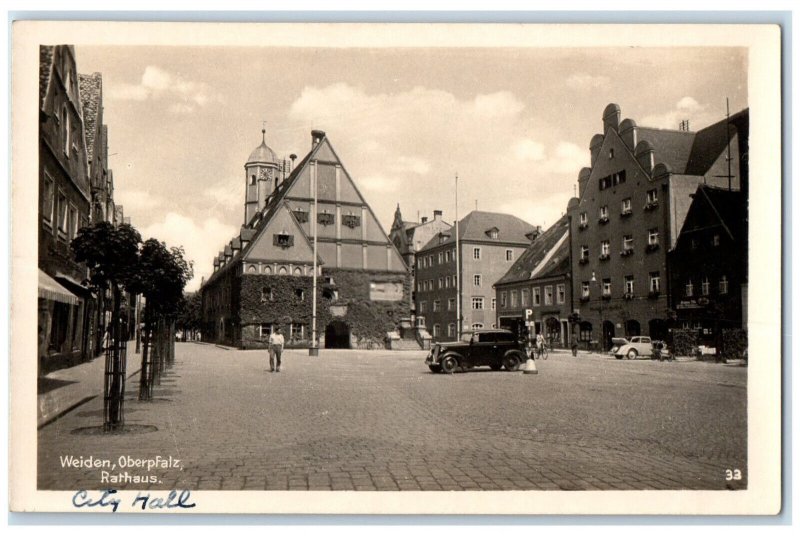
[38,269,79,305]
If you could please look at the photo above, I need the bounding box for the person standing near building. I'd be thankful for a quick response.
[269,326,285,372]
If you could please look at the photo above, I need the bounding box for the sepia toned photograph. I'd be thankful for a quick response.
[10,21,782,515]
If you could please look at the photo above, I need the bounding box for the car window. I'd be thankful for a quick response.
[496,332,514,342]
[477,333,495,343]
[642,337,651,344]
[631,337,640,343]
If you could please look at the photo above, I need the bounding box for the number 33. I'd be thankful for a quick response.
[725,469,742,481]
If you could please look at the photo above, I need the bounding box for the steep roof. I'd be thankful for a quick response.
[685,109,749,176]
[636,127,696,174]
[688,185,746,241]
[78,73,102,162]
[420,210,537,251]
[39,45,55,109]
[495,215,570,286]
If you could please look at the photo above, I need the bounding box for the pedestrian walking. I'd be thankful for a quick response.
[571,332,579,357]
[268,327,285,372]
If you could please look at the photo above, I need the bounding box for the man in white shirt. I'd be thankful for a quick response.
[268,327,285,372]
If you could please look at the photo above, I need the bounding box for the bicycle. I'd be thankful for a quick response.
[536,343,549,360]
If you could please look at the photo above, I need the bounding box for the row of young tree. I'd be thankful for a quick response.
[71,221,193,431]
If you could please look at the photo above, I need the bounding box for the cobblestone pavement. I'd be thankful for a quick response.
[38,343,747,491]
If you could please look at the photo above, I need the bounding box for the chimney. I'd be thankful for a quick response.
[421,217,428,224]
[433,210,443,220]
[526,225,542,242]
[311,130,326,148]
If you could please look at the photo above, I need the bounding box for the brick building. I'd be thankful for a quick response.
[389,206,451,315]
[200,129,409,349]
[668,185,747,345]
[568,103,748,350]
[494,215,572,347]
[414,211,538,341]
[38,45,94,372]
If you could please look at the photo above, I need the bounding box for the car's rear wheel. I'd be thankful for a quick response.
[503,353,522,371]
[627,349,638,360]
[441,355,459,374]
[428,364,442,373]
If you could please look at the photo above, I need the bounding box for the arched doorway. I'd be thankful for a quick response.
[578,321,593,347]
[648,319,667,341]
[325,321,351,349]
[602,320,615,351]
[545,316,561,347]
[625,320,641,337]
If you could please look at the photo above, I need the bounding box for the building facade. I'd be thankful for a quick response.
[201,129,410,349]
[568,103,748,350]
[494,215,572,347]
[414,211,538,341]
[668,186,747,345]
[389,206,451,314]
[38,45,94,373]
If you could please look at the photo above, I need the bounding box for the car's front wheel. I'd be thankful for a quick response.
[428,364,442,373]
[440,355,459,374]
[627,349,638,360]
[503,353,522,371]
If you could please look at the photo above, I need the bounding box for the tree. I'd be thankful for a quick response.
[72,222,142,431]
[176,292,202,341]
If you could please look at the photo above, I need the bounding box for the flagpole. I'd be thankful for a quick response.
[309,164,319,356]
[455,173,461,340]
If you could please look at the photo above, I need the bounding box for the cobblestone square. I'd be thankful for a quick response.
[38,342,747,491]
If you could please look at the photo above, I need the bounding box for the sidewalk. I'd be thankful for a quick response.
[37,341,140,428]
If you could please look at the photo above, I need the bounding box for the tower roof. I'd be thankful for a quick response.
[246,128,278,165]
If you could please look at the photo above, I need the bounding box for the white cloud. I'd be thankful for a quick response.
[358,175,398,193]
[641,96,714,130]
[107,65,221,114]
[543,142,588,175]
[203,183,244,211]
[140,212,238,292]
[565,73,611,90]
[472,91,525,117]
[391,156,430,175]
[115,189,164,214]
[512,138,546,162]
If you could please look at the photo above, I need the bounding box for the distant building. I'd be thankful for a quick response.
[200,129,409,349]
[668,185,747,344]
[389,206,451,314]
[494,216,572,346]
[38,45,93,372]
[414,210,538,341]
[568,103,748,350]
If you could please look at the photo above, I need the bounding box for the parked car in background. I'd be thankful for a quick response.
[614,336,658,360]
[425,329,528,373]
[609,337,629,356]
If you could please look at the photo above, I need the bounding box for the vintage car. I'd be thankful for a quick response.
[614,336,659,359]
[425,329,528,373]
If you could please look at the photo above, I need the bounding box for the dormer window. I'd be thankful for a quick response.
[487,228,499,239]
[273,233,294,248]
[609,148,615,159]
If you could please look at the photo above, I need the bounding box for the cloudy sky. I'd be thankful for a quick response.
[74,45,747,291]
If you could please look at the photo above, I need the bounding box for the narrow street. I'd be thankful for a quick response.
[38,342,747,491]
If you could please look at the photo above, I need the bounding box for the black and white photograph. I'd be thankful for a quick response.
[10,20,782,515]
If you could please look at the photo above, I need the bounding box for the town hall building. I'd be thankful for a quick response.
[200,129,410,349]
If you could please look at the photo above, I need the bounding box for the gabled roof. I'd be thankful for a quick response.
[420,210,536,251]
[685,109,749,176]
[495,215,570,286]
[681,185,745,242]
[636,127,696,174]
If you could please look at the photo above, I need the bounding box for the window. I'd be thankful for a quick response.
[448,298,455,311]
[544,286,553,305]
[581,282,590,299]
[274,233,294,248]
[250,174,256,185]
[444,276,450,288]
[491,298,496,310]
[68,204,78,240]
[259,323,273,339]
[650,272,661,293]
[713,234,721,247]
[510,291,518,307]
[447,324,455,337]
[625,275,635,295]
[701,277,710,296]
[579,212,588,227]
[609,148,615,159]
[473,274,482,287]
[506,249,514,261]
[612,170,626,185]
[290,323,306,340]
[63,105,70,156]
[685,280,694,297]
[438,277,444,289]
[57,191,68,234]
[533,287,541,306]
[433,300,440,312]
[648,228,659,246]
[342,213,362,229]
[433,324,441,337]
[500,291,507,308]
[621,198,632,215]
[601,240,610,257]
[42,173,54,224]
[419,301,427,313]
[489,229,499,239]
[438,252,443,264]
[580,245,589,261]
[445,250,451,262]
[453,275,458,288]
[317,212,335,225]
[471,323,484,330]
[602,278,612,297]
[622,235,633,252]
[472,297,484,310]
[521,289,530,307]
[599,176,611,190]
[719,275,729,295]
[599,205,609,222]
[295,288,305,301]
[473,247,481,260]
[646,188,658,205]
[556,284,565,304]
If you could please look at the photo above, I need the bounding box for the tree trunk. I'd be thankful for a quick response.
[138,306,151,401]
[104,284,125,431]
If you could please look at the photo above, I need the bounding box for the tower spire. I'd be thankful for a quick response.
[261,120,266,144]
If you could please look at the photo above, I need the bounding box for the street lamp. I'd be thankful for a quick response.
[591,271,604,352]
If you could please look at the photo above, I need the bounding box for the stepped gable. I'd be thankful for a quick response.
[495,215,570,286]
